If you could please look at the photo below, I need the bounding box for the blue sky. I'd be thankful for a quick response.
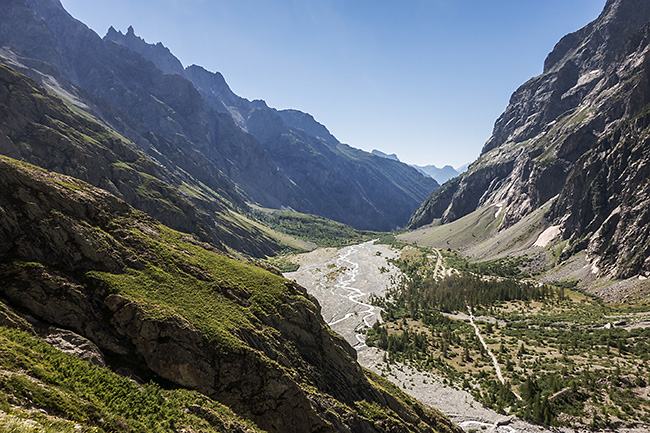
[60,0,606,169]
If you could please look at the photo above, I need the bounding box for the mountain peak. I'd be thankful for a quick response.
[408,0,650,278]
[544,0,650,73]
[411,164,460,184]
[276,109,339,146]
[104,25,185,76]
[371,149,400,162]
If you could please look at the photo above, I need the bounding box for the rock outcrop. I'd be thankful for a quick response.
[409,0,650,277]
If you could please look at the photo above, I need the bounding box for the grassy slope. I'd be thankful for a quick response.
[87,222,300,353]
[0,326,262,433]
[400,199,552,260]
[399,205,504,251]
[399,195,650,301]
[251,207,377,248]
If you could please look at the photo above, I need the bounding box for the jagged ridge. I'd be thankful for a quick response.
[0,61,289,257]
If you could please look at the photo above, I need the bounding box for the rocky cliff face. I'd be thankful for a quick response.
[0,155,460,433]
[0,0,437,231]
[551,25,650,278]
[105,25,186,76]
[409,0,650,277]
[176,36,440,231]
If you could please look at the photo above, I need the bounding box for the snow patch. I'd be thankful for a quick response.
[591,259,600,275]
[534,225,560,247]
[577,69,602,86]
[494,202,505,219]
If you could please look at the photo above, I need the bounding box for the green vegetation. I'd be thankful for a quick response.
[375,233,411,249]
[362,370,459,433]
[401,205,503,250]
[441,250,532,279]
[375,273,563,317]
[0,63,294,258]
[265,255,301,272]
[367,246,650,429]
[88,223,299,352]
[251,208,377,247]
[0,153,462,433]
[374,249,563,316]
[0,326,262,432]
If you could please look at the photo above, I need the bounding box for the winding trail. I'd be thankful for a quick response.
[287,243,577,433]
[288,243,650,432]
[435,249,443,278]
[467,306,522,401]
[427,249,444,280]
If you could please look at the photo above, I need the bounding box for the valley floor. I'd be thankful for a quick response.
[285,241,650,433]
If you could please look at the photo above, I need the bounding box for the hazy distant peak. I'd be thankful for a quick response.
[371,149,400,161]
[411,164,460,184]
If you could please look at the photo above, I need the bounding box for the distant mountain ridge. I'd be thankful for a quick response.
[0,0,438,232]
[412,164,461,185]
[371,149,463,184]
[409,0,650,278]
[0,61,290,257]
[0,2,459,431]
[106,25,185,76]
[0,153,460,433]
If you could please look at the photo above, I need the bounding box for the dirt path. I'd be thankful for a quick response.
[467,306,522,401]
[287,243,534,431]
[428,249,444,279]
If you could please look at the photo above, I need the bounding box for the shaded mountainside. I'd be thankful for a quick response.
[105,26,438,230]
[0,61,290,257]
[0,0,437,231]
[409,0,650,278]
[0,155,460,433]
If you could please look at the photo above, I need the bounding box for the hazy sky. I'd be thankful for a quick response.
[60,0,605,169]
